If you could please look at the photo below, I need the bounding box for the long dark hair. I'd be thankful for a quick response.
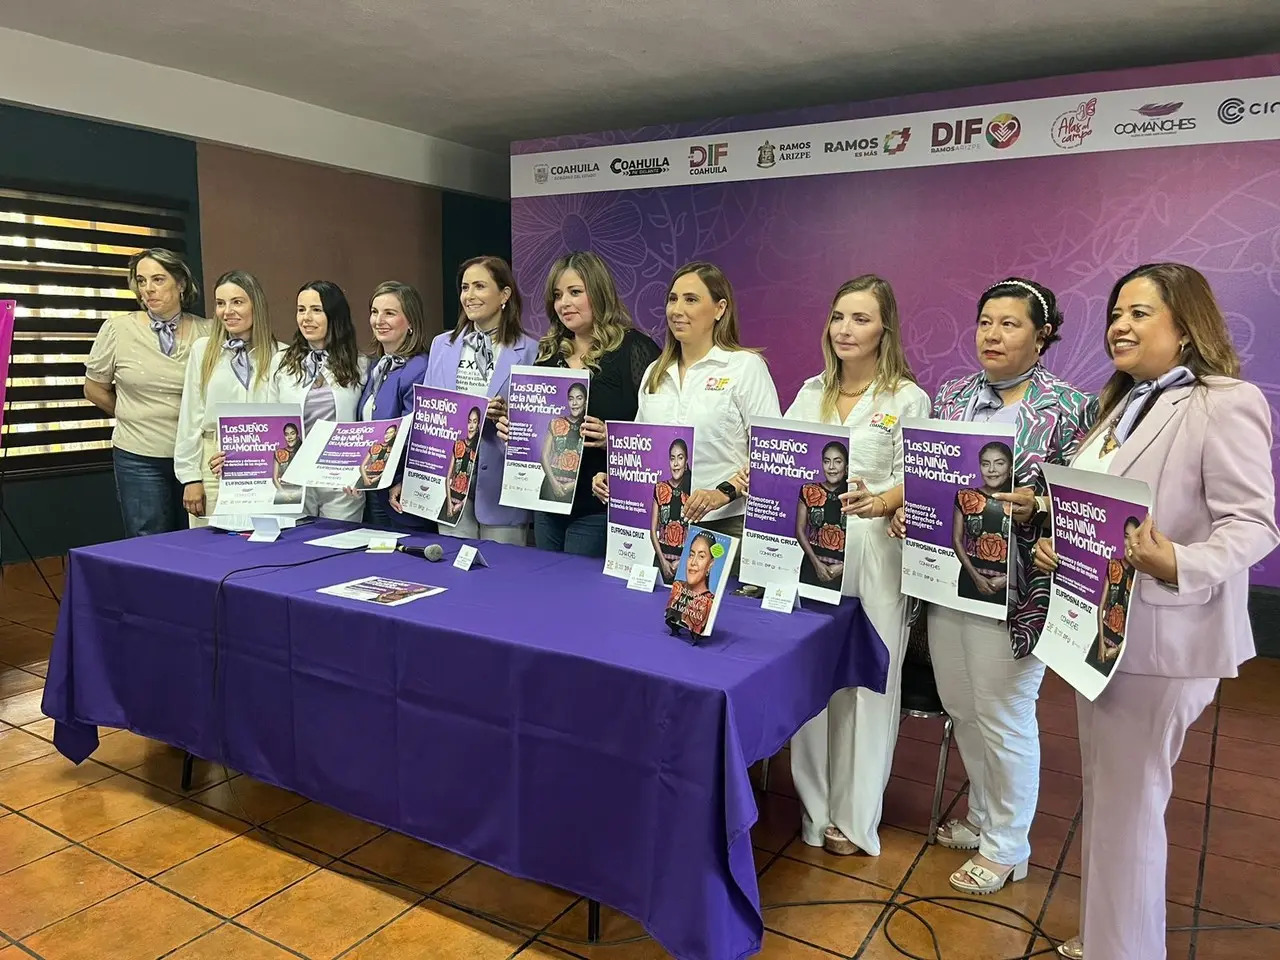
[978,441,1015,492]
[450,256,527,348]
[669,438,692,495]
[280,280,362,388]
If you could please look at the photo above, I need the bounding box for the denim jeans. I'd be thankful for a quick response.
[113,448,187,538]
[533,510,607,558]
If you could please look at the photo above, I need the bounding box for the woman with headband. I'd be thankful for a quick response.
[1033,264,1277,960]
[889,277,1094,894]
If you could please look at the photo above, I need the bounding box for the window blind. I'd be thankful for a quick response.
[0,186,189,476]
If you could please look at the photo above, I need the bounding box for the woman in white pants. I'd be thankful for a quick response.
[786,275,929,856]
[890,278,1095,894]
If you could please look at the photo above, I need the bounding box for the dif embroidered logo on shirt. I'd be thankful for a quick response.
[870,413,898,432]
[704,377,731,391]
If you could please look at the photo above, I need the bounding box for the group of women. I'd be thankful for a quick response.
[86,245,1277,960]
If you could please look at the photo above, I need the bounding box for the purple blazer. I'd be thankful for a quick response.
[1092,376,1279,679]
[357,352,430,423]
[423,329,538,527]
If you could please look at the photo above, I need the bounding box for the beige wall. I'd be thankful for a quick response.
[196,142,444,349]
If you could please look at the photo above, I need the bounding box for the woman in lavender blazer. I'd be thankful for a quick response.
[393,256,538,544]
[1035,263,1278,960]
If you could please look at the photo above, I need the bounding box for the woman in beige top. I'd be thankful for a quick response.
[85,248,212,537]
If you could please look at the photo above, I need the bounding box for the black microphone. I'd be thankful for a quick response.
[396,543,445,562]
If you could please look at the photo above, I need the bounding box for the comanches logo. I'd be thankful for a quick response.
[758,140,811,167]
[883,127,911,155]
[609,156,670,177]
[533,161,599,184]
[985,113,1021,149]
[689,143,729,176]
[1051,98,1097,149]
[1114,102,1197,137]
[1218,97,1280,125]
[824,136,878,158]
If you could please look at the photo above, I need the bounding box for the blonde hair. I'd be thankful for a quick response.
[369,281,431,359]
[1095,263,1242,425]
[127,248,200,312]
[535,251,634,371]
[817,275,918,421]
[644,261,757,394]
[201,270,277,395]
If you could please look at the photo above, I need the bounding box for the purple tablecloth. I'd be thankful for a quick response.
[42,521,887,960]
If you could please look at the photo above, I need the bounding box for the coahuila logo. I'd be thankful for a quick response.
[1051,97,1097,149]
[883,127,911,155]
[824,135,879,158]
[985,113,1021,149]
[610,156,670,177]
[533,161,600,184]
[1218,96,1280,125]
[1114,102,1196,137]
[689,143,728,176]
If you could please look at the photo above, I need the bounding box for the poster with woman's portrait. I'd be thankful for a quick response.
[900,419,1018,618]
[1035,464,1151,701]
[398,385,483,526]
[664,525,738,639]
[602,422,696,582]
[499,365,590,515]
[740,417,852,605]
[212,403,307,516]
[282,415,411,490]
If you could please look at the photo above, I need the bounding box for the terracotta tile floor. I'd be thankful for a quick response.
[3,557,1280,959]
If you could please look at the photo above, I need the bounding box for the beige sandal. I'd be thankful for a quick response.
[822,826,859,856]
[948,857,1028,895]
[1056,936,1083,958]
[936,818,980,850]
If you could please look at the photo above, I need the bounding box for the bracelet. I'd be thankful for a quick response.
[874,495,887,518]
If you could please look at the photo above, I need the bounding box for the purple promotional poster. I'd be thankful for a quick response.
[500,364,590,515]
[213,403,306,515]
[0,300,13,443]
[399,385,484,526]
[511,58,1280,587]
[901,419,1017,618]
[284,415,411,491]
[1036,464,1151,700]
[740,417,851,605]
[603,421,695,582]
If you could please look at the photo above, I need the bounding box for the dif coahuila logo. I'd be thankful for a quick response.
[533,161,600,185]
[1114,102,1196,138]
[610,156,671,178]
[689,143,729,176]
[931,114,1020,153]
[1218,96,1280,125]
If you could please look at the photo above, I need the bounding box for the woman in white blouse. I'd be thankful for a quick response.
[268,281,368,520]
[591,261,779,556]
[175,270,283,525]
[785,275,930,858]
[85,248,212,538]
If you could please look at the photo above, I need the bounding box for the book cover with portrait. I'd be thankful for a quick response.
[664,525,738,639]
[740,416,852,605]
[399,384,484,526]
[603,421,696,582]
[900,418,1018,619]
[1035,464,1151,700]
[499,365,590,515]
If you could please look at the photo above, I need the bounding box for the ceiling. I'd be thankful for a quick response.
[2,0,1279,155]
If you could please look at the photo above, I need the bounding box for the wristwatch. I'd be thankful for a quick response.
[716,481,741,502]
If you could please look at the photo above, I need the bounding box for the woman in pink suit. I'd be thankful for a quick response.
[1034,263,1279,960]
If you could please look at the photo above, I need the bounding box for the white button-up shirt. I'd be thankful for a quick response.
[637,346,781,521]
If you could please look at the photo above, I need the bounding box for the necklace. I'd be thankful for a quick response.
[838,381,871,399]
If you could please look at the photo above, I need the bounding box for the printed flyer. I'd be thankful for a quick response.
[664,525,738,640]
[900,418,1018,618]
[317,576,445,607]
[282,415,411,490]
[603,422,695,582]
[212,403,307,515]
[0,300,13,442]
[1035,464,1151,700]
[499,365,590,515]
[399,385,484,525]
[740,416,852,605]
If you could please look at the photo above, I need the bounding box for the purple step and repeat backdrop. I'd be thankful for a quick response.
[510,55,1280,585]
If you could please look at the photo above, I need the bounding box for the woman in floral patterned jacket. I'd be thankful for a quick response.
[891,277,1096,896]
